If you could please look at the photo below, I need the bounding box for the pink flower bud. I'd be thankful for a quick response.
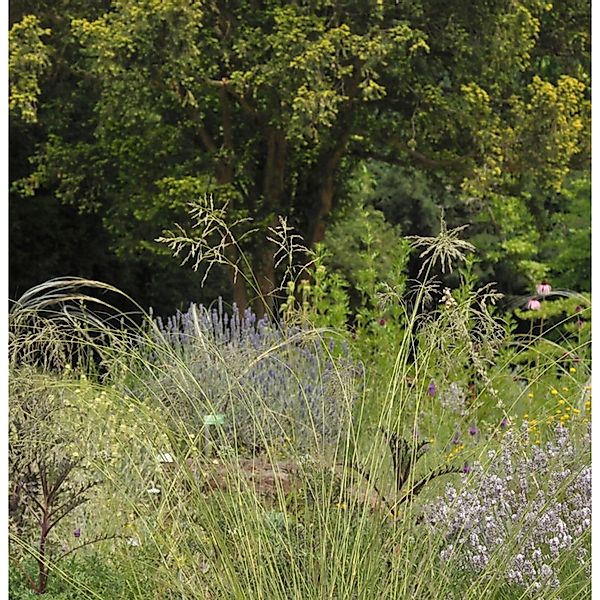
[536,281,552,296]
[526,299,541,311]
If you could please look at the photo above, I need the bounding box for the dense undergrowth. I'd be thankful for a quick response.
[8,218,591,599]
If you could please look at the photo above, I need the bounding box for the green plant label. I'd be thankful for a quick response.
[203,414,226,426]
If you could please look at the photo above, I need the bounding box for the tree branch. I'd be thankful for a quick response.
[22,489,45,514]
[46,460,75,506]
[207,78,262,120]
[47,486,98,534]
[48,481,97,522]
[196,123,219,154]
[352,147,472,173]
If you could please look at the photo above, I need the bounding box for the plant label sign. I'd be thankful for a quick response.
[203,414,225,426]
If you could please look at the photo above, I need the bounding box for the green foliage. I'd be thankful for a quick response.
[9,14,51,124]
[542,172,591,291]
[322,202,409,309]
[6,2,594,591]
[9,0,590,309]
[10,554,131,599]
[9,370,100,594]
[8,254,592,598]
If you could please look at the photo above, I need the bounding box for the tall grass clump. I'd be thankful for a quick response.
[8,201,591,599]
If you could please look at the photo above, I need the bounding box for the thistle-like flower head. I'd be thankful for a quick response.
[536,281,552,296]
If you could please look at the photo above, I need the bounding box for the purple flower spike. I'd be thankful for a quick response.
[451,430,461,445]
[378,318,386,327]
[462,462,472,474]
[73,528,81,538]
[500,417,509,429]
[427,381,436,397]
[468,424,479,437]
[527,299,541,311]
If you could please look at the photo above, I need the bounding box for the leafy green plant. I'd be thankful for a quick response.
[7,211,591,599]
[9,371,106,595]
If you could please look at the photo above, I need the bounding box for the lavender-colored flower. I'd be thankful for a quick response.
[149,298,359,452]
[439,383,466,414]
[575,305,583,313]
[468,424,479,437]
[451,430,461,445]
[427,381,437,397]
[500,417,509,429]
[536,281,552,296]
[424,424,591,594]
[526,299,541,311]
[73,528,81,538]
[462,462,472,474]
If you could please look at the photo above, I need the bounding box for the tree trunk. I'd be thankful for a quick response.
[310,171,335,246]
[252,128,287,317]
[253,240,277,317]
[228,252,249,313]
[308,62,362,246]
[194,87,252,313]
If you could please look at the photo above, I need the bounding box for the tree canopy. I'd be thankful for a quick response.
[9,0,590,313]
